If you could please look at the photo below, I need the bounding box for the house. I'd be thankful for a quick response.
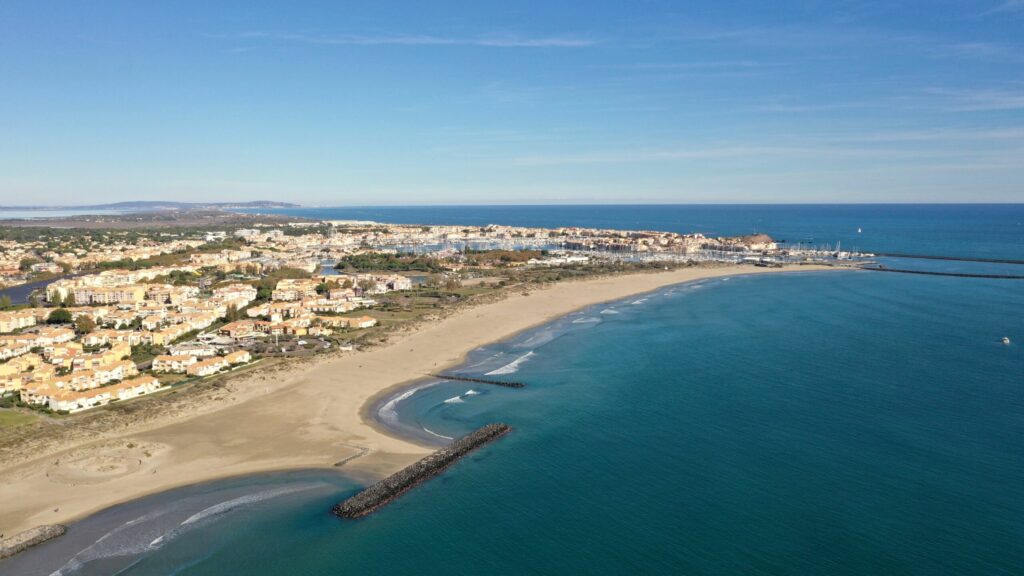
[46,375,163,413]
[225,350,251,364]
[219,320,270,340]
[152,354,199,373]
[271,278,318,301]
[0,310,36,333]
[72,342,131,370]
[186,357,229,377]
[349,315,378,329]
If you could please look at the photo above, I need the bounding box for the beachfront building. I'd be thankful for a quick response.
[225,350,251,364]
[152,354,199,373]
[45,375,163,413]
[186,357,230,377]
[348,315,378,329]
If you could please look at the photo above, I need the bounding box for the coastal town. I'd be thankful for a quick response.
[0,215,837,420]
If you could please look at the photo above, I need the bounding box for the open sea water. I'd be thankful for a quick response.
[4,204,1022,575]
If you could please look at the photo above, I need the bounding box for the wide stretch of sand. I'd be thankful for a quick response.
[0,264,831,535]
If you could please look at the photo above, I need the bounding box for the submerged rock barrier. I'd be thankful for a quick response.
[332,423,512,519]
[431,373,526,388]
[0,524,66,560]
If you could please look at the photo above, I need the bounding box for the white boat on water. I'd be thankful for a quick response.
[1002,336,1011,345]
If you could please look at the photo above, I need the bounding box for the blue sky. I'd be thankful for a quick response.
[1,1,1022,205]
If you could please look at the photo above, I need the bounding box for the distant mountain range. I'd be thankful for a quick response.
[0,201,300,211]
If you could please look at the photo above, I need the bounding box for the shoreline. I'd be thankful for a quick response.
[0,264,837,539]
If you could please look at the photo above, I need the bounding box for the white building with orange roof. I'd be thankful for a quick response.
[46,375,163,413]
[186,357,229,377]
[152,354,199,373]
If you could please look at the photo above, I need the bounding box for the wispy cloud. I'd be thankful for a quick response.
[926,88,1024,111]
[221,31,596,48]
[982,0,1024,15]
[933,42,1024,62]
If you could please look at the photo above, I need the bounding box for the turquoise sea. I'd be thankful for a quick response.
[4,205,1023,575]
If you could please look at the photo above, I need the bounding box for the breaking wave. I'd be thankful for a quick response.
[422,427,454,441]
[486,351,534,375]
[52,486,314,575]
[378,381,438,426]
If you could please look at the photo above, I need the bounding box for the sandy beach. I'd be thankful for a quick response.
[0,264,831,536]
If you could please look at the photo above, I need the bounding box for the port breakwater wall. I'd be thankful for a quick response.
[861,266,1024,280]
[333,423,511,519]
[0,525,66,560]
[431,374,526,388]
[875,252,1024,266]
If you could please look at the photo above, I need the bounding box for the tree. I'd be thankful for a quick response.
[357,279,377,294]
[65,293,76,307]
[28,294,39,308]
[0,295,11,310]
[47,308,73,324]
[18,257,41,272]
[50,293,63,307]
[224,304,240,322]
[75,315,96,334]
[341,278,354,289]
[315,282,330,295]
[445,277,462,291]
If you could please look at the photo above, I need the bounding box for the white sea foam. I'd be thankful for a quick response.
[443,395,465,404]
[631,298,647,305]
[571,317,600,324]
[378,381,438,425]
[464,389,480,396]
[423,427,454,440]
[600,308,620,315]
[181,486,310,526]
[52,486,314,576]
[486,350,534,375]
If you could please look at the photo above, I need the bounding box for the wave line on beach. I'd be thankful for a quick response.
[378,381,439,425]
[486,351,534,375]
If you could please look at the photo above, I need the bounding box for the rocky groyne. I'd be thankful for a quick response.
[431,373,526,388]
[0,524,66,560]
[333,423,512,519]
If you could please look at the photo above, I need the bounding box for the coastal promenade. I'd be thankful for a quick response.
[0,264,833,538]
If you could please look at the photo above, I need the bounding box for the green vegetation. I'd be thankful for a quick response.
[0,409,37,429]
[47,308,73,324]
[75,315,96,333]
[462,249,545,266]
[253,267,313,301]
[131,343,163,364]
[335,253,446,273]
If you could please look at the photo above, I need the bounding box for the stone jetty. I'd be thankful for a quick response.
[333,423,511,519]
[431,373,526,388]
[0,524,66,560]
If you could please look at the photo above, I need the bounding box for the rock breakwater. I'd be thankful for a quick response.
[0,524,66,560]
[333,423,511,519]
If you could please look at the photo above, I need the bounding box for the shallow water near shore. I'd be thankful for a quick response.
[9,268,1023,575]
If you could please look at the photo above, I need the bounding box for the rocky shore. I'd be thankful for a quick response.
[0,524,66,560]
[333,423,512,519]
